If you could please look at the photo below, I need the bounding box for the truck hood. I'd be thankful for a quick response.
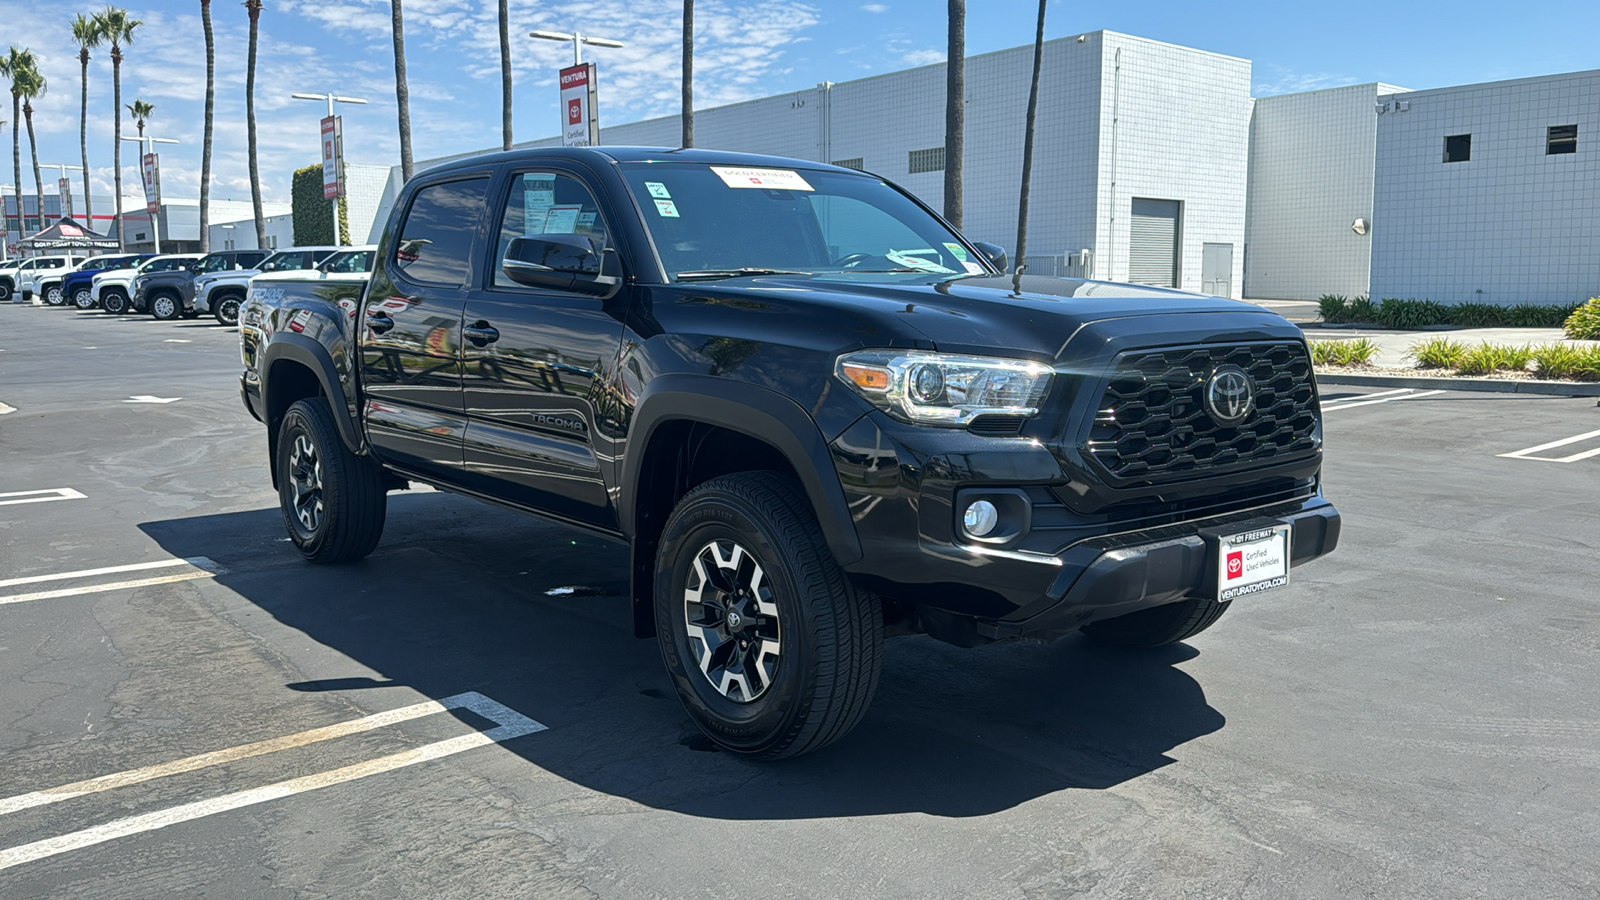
[726,272,1294,359]
[93,267,140,285]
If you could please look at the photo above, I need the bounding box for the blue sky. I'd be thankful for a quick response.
[2,0,1597,210]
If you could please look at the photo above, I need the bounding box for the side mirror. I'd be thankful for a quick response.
[970,241,1009,273]
[502,234,620,297]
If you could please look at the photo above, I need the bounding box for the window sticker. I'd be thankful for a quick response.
[576,211,598,233]
[542,204,582,234]
[522,174,556,235]
[645,182,672,199]
[654,198,681,218]
[886,249,956,274]
[710,166,815,192]
[962,261,985,275]
[943,242,969,261]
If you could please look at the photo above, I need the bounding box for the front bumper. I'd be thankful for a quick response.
[829,409,1340,643]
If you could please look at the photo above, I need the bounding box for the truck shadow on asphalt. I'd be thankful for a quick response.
[141,490,1225,819]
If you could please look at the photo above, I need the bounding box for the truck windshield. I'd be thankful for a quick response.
[618,162,988,282]
[139,257,191,274]
[257,252,305,272]
[321,250,374,273]
[195,254,236,273]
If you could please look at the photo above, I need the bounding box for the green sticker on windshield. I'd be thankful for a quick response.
[646,182,671,199]
[944,242,969,261]
[654,199,680,218]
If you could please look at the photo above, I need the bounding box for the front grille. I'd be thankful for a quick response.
[1085,342,1318,482]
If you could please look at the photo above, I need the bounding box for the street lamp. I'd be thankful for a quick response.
[120,134,179,253]
[291,92,367,246]
[529,29,624,67]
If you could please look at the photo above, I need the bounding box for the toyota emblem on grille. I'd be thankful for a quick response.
[1204,366,1256,425]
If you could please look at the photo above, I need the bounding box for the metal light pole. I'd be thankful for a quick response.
[528,29,624,66]
[291,92,367,246]
[120,134,180,253]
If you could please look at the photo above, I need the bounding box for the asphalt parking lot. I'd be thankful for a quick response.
[1,303,1597,899]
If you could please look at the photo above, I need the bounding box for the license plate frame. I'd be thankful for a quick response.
[1216,524,1291,601]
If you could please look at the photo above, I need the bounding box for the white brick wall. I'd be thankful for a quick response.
[1371,70,1600,305]
[1244,83,1405,301]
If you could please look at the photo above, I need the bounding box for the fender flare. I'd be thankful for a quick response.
[261,333,363,456]
[620,374,863,568]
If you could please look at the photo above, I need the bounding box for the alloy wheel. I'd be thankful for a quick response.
[217,297,241,325]
[45,286,64,305]
[153,296,177,318]
[683,539,782,703]
[287,433,325,533]
[74,289,94,310]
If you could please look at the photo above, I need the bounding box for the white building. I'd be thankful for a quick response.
[1368,70,1600,306]
[391,31,1254,295]
[210,212,295,251]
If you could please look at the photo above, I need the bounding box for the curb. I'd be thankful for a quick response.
[1315,372,1600,397]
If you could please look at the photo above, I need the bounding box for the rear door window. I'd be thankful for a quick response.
[394,178,491,287]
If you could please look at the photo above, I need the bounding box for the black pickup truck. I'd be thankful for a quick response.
[240,147,1340,758]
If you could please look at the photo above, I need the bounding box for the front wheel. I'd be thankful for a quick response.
[215,294,242,326]
[275,397,387,563]
[150,292,182,320]
[654,471,882,759]
[101,290,128,315]
[0,281,11,302]
[1079,595,1232,648]
[43,284,66,306]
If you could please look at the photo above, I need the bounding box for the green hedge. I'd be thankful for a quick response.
[1318,294,1580,329]
[291,163,350,246]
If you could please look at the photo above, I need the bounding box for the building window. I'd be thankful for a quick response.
[267,235,278,249]
[831,158,864,171]
[907,147,945,174]
[1548,124,1577,155]
[1443,134,1471,163]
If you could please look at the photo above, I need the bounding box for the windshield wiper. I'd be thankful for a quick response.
[675,268,811,282]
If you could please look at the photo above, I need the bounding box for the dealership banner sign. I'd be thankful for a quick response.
[560,63,600,147]
[321,115,345,199]
[141,153,161,215]
[58,177,73,219]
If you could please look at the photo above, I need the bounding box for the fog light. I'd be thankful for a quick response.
[963,500,999,537]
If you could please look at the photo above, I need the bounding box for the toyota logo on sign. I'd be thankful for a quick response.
[568,99,582,125]
[1204,365,1256,425]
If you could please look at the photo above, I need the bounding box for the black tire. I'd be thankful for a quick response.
[73,288,95,310]
[275,397,387,563]
[102,289,128,314]
[1079,595,1232,649]
[43,283,66,306]
[180,306,200,319]
[654,471,881,759]
[150,290,183,320]
[0,281,11,302]
[214,293,243,326]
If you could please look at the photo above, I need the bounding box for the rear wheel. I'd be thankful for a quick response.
[1079,596,1232,648]
[150,291,182,320]
[73,288,95,310]
[43,284,66,306]
[655,471,881,759]
[102,289,129,315]
[275,397,387,563]
[0,281,12,302]
[215,293,243,326]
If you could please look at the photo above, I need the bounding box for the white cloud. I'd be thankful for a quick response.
[861,4,889,12]
[1253,66,1362,97]
[902,49,945,67]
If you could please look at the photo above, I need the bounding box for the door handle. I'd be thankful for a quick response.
[366,311,395,334]
[463,322,500,346]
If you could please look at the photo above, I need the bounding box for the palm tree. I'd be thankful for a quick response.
[1014,0,1047,278]
[18,60,47,232]
[245,0,266,248]
[200,0,215,251]
[498,0,511,150]
[96,7,143,252]
[73,14,103,229]
[0,48,34,237]
[682,0,694,148]
[127,98,154,137]
[943,0,964,230]
[391,0,413,180]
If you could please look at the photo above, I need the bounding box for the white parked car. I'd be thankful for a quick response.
[18,255,87,302]
[195,246,343,325]
[94,254,203,314]
[0,257,45,303]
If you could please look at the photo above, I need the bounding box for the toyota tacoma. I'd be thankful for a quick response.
[239,147,1341,758]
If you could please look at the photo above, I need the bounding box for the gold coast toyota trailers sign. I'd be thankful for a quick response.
[559,63,599,147]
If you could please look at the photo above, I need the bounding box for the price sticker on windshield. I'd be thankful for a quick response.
[710,166,814,192]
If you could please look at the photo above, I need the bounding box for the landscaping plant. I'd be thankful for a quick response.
[1309,338,1379,367]
[1531,343,1600,381]
[1407,337,1468,369]
[1317,294,1349,323]
[1563,297,1600,340]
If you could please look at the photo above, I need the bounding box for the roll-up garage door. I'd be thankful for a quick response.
[1128,198,1180,288]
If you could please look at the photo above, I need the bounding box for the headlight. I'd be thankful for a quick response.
[835,350,1054,426]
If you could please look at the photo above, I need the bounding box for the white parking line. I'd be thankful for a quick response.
[0,401,15,415]
[1322,389,1446,411]
[0,488,87,507]
[0,557,214,590]
[0,558,222,606]
[0,692,544,872]
[1322,388,1417,404]
[1498,428,1600,463]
